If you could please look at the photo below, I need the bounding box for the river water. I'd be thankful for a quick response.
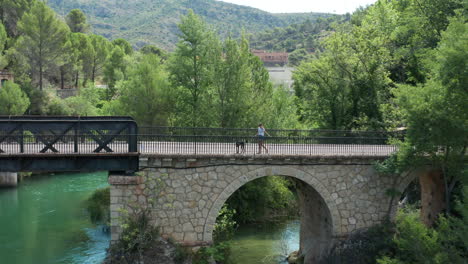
[229,219,300,264]
[0,172,299,264]
[0,172,109,264]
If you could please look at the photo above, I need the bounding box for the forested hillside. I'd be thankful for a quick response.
[249,16,347,65]
[46,0,332,50]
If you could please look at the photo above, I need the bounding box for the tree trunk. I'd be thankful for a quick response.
[39,63,43,91]
[60,67,65,90]
[419,169,446,226]
[92,63,96,83]
[76,71,80,89]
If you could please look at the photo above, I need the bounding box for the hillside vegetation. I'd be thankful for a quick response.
[47,0,332,50]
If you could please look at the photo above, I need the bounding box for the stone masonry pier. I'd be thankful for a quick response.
[109,154,414,261]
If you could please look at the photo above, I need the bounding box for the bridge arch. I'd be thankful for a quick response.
[111,156,404,257]
[202,165,341,243]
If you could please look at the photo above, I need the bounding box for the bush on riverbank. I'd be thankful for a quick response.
[105,207,230,264]
[85,187,110,225]
[192,242,232,264]
[105,206,188,264]
[377,187,468,264]
[320,221,395,264]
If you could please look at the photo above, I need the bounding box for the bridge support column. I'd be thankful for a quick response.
[296,180,333,263]
[108,174,144,242]
[0,172,17,187]
[419,169,445,226]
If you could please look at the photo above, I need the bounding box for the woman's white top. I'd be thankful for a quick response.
[258,127,265,136]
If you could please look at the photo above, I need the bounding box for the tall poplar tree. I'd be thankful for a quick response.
[15,1,69,90]
[213,36,250,128]
[103,46,125,100]
[168,10,220,127]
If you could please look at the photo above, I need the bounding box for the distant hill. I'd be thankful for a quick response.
[47,0,333,50]
[250,15,347,53]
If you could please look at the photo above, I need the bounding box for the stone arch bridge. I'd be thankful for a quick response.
[110,154,416,262]
[0,117,417,262]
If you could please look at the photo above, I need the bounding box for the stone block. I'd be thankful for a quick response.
[108,175,142,185]
[183,222,194,232]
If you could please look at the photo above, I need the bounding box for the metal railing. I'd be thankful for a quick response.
[137,127,404,156]
[0,134,135,154]
[0,124,404,157]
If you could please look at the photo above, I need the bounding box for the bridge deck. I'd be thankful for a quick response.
[0,117,401,171]
[0,141,396,157]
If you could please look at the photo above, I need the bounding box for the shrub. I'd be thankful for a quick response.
[322,222,395,264]
[214,205,237,243]
[86,187,110,225]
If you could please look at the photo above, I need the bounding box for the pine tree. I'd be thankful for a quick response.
[66,9,90,33]
[0,81,30,114]
[15,1,69,90]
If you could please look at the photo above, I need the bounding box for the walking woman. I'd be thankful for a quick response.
[256,123,270,154]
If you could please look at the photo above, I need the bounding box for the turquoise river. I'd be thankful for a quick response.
[0,172,299,264]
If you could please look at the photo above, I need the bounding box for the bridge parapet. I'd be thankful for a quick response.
[138,126,403,157]
[139,154,388,169]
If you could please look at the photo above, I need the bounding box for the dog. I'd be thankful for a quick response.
[235,140,246,154]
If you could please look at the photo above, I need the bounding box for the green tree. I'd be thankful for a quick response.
[103,46,125,100]
[0,0,34,37]
[0,81,30,114]
[244,50,275,126]
[46,95,72,115]
[289,48,310,66]
[378,210,449,264]
[168,10,219,127]
[58,33,81,90]
[88,34,111,83]
[112,38,133,55]
[393,16,467,214]
[213,35,249,128]
[64,96,98,116]
[113,54,174,126]
[15,1,70,90]
[212,34,291,128]
[139,44,167,59]
[385,0,462,84]
[66,9,90,33]
[293,2,393,130]
[69,32,94,88]
[0,23,7,68]
[267,85,300,129]
[378,192,468,264]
